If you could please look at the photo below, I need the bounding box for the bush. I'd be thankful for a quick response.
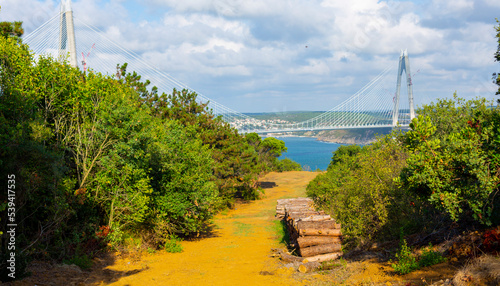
[391,238,419,275]
[164,236,183,253]
[391,240,446,275]
[401,95,500,225]
[276,158,302,172]
[419,244,446,267]
[307,134,414,246]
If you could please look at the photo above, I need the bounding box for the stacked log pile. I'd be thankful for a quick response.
[276,198,343,270]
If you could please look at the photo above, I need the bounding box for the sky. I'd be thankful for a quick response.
[1,0,499,113]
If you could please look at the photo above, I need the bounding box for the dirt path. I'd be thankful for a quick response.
[11,171,317,286]
[13,171,462,286]
[98,171,318,286]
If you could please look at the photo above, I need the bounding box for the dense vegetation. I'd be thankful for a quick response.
[307,19,500,248]
[0,18,299,280]
[308,95,500,247]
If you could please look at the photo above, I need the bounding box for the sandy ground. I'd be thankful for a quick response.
[8,171,462,286]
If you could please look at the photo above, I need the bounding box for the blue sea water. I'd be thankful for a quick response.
[275,137,344,171]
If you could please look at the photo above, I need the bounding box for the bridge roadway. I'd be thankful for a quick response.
[237,123,409,134]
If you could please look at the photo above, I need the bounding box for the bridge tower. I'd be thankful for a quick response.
[392,49,415,126]
[58,0,78,67]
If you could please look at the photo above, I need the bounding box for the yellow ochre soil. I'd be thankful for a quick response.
[10,171,460,286]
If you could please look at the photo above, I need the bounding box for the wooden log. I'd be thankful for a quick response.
[297,215,331,222]
[287,211,325,218]
[280,252,303,263]
[284,205,314,210]
[277,203,312,208]
[297,221,340,230]
[273,249,303,263]
[299,228,341,237]
[302,252,343,263]
[277,198,312,205]
[298,261,321,273]
[300,243,342,257]
[297,236,342,248]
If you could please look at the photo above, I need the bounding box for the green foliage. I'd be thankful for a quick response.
[391,238,419,275]
[391,240,446,275]
[0,7,23,43]
[419,244,446,267]
[276,158,302,172]
[245,134,296,173]
[261,137,287,157]
[401,95,500,225]
[0,13,298,278]
[327,144,362,170]
[140,87,263,206]
[163,236,183,253]
[307,133,417,246]
[271,220,290,246]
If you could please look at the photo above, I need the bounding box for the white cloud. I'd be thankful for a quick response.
[4,0,498,112]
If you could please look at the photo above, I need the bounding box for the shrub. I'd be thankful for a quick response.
[164,236,183,253]
[401,95,500,225]
[391,240,446,275]
[276,158,302,172]
[419,244,446,267]
[307,133,413,246]
[391,238,419,275]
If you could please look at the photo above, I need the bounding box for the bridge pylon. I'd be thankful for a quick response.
[58,0,78,68]
[392,49,415,126]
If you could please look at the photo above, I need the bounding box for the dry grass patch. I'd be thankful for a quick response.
[452,255,500,286]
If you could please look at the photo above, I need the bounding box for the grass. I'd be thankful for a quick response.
[233,221,253,236]
[266,219,290,246]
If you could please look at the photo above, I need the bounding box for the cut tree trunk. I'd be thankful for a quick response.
[300,243,342,257]
[297,221,340,230]
[302,252,343,263]
[298,261,321,273]
[299,228,342,237]
[275,249,302,263]
[277,197,311,203]
[297,215,331,222]
[297,236,342,248]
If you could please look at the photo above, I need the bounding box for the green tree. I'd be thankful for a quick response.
[140,86,263,204]
[307,134,417,246]
[400,95,500,225]
[0,7,23,42]
[261,137,287,157]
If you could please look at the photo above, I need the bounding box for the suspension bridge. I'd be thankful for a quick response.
[23,0,416,134]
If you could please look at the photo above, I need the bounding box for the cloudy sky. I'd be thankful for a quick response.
[1,0,499,112]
